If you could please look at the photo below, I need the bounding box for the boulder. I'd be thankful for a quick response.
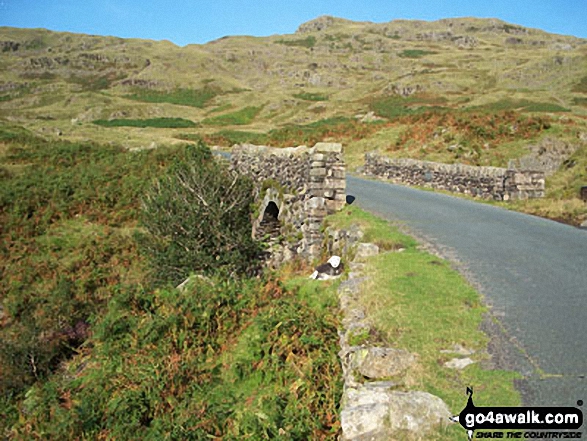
[440,343,475,356]
[354,243,380,260]
[444,357,476,370]
[341,387,451,440]
[352,347,417,379]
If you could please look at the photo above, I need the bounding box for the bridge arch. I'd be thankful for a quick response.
[231,142,346,264]
[254,190,283,242]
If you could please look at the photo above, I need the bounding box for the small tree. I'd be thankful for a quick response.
[138,142,261,285]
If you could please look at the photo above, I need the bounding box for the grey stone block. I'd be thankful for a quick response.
[310,167,327,177]
[315,142,343,153]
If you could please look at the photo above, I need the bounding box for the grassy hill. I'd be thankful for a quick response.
[1,17,585,438]
[0,16,586,219]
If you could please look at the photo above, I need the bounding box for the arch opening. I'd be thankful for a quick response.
[257,201,281,240]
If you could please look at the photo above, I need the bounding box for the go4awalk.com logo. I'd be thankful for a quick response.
[450,388,583,440]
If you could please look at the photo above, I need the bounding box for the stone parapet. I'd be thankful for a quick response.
[231,143,346,261]
[364,152,544,201]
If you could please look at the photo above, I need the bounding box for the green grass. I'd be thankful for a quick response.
[370,95,448,119]
[5,272,343,439]
[0,83,33,102]
[276,36,317,48]
[572,76,587,94]
[191,129,268,145]
[126,87,219,108]
[202,106,263,126]
[325,206,522,439]
[68,73,124,91]
[0,124,343,438]
[93,117,197,128]
[398,49,437,58]
[293,92,329,102]
[0,123,185,402]
[197,116,386,147]
[471,99,570,113]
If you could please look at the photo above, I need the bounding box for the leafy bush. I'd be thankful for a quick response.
[0,124,342,439]
[138,142,262,285]
[93,117,197,128]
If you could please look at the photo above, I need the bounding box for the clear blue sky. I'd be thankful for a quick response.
[1,0,585,46]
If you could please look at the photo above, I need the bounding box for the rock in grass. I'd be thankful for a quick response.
[444,357,476,370]
[352,347,417,379]
[341,387,451,440]
[354,243,380,260]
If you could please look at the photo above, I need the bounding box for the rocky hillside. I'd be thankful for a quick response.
[1,16,586,145]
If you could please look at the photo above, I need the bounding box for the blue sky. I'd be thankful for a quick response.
[1,0,585,46]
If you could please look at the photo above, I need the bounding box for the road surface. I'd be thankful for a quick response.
[347,174,587,411]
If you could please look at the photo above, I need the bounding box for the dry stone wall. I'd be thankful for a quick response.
[230,142,346,262]
[364,152,545,200]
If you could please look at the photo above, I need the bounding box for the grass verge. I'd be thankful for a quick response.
[325,205,522,440]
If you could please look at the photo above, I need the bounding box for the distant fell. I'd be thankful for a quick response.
[0,16,585,146]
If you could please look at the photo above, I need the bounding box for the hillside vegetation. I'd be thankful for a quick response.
[2,16,585,438]
[1,16,586,223]
[0,124,342,439]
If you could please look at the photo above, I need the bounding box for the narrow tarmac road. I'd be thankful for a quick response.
[347,175,587,411]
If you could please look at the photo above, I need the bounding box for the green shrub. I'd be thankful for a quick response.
[138,142,261,285]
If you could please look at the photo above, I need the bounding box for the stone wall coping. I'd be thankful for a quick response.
[315,142,343,153]
[365,151,545,200]
[233,142,343,157]
[366,151,545,175]
[233,143,311,156]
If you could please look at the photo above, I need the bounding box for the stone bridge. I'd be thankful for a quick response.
[230,142,346,265]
